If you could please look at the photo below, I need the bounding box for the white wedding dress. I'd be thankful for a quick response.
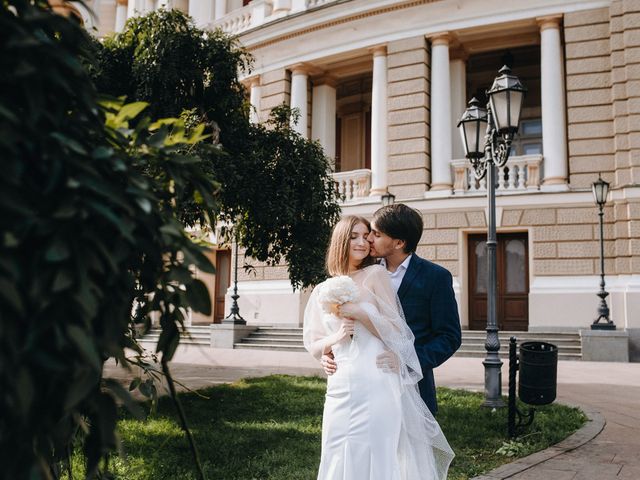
[304,265,454,480]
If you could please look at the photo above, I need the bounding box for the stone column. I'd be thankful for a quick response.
[126,0,138,18]
[290,65,309,137]
[115,0,128,33]
[127,0,151,17]
[370,46,388,196]
[450,57,467,161]
[429,33,453,191]
[249,76,261,124]
[538,15,568,189]
[215,0,227,19]
[311,76,337,160]
[189,0,215,28]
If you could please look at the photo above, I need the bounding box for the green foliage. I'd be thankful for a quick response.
[495,438,536,457]
[59,378,586,480]
[89,9,341,288]
[1,1,220,477]
[238,105,340,288]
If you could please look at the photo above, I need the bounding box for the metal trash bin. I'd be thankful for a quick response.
[518,341,557,405]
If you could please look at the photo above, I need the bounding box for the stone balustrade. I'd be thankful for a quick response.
[216,3,253,35]
[214,0,338,36]
[332,169,371,203]
[452,154,542,195]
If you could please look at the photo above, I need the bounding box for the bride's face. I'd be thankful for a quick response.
[349,222,371,265]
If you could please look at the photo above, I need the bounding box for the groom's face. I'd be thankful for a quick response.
[368,222,402,259]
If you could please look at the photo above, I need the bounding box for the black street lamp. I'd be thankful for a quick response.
[591,174,615,330]
[381,192,396,206]
[458,65,526,408]
[223,227,246,325]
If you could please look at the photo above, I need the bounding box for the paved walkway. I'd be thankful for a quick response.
[104,345,640,479]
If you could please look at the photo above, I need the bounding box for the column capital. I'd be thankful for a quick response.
[245,75,261,88]
[536,15,562,31]
[290,62,321,76]
[428,31,451,47]
[117,0,128,5]
[450,47,469,62]
[369,45,387,57]
[312,74,338,88]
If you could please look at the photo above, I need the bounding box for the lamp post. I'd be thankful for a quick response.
[591,175,615,330]
[223,226,246,325]
[457,66,526,408]
[381,192,396,206]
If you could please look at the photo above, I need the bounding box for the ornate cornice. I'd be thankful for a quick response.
[247,0,443,51]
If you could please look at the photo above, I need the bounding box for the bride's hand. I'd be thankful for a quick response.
[338,302,366,322]
[335,318,355,342]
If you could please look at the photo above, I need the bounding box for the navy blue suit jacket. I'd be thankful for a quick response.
[397,254,462,414]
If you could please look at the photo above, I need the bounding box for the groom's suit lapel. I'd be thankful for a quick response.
[397,254,421,302]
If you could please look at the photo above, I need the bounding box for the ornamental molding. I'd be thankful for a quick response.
[247,0,442,51]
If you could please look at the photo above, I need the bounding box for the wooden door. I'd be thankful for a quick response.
[213,249,231,323]
[468,233,529,331]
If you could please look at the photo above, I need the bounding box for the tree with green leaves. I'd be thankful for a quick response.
[1,1,220,478]
[89,8,341,288]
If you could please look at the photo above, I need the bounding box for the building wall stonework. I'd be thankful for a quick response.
[386,36,430,200]
[499,205,618,276]
[564,7,615,189]
[259,68,290,123]
[610,1,640,188]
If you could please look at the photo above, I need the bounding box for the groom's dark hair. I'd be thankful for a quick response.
[372,203,423,253]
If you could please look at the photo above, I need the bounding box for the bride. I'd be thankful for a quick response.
[304,215,454,480]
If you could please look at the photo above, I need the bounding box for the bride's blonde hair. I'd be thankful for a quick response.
[326,216,374,276]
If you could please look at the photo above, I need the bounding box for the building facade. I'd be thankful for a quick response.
[89,0,640,357]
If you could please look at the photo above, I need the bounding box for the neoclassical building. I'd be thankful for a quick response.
[88,0,639,359]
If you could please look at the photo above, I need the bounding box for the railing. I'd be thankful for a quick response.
[332,169,371,203]
[213,0,338,36]
[217,3,254,35]
[452,154,542,194]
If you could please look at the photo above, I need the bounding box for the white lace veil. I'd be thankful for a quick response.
[358,265,454,480]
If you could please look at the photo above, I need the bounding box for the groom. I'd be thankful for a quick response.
[321,203,462,414]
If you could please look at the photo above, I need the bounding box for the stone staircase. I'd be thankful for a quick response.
[455,330,582,361]
[139,325,582,360]
[234,326,306,352]
[235,327,582,360]
[138,325,211,346]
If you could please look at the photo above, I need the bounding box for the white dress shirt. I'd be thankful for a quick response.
[380,254,412,292]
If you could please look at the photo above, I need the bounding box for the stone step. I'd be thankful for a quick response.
[233,343,307,352]
[249,332,304,338]
[253,327,303,334]
[142,332,210,340]
[241,338,303,344]
[139,337,209,346]
[455,350,582,361]
[462,340,582,350]
[462,332,580,338]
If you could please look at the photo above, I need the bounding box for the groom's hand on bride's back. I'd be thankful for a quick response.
[321,352,337,375]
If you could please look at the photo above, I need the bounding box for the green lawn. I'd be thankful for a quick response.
[65,375,586,479]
